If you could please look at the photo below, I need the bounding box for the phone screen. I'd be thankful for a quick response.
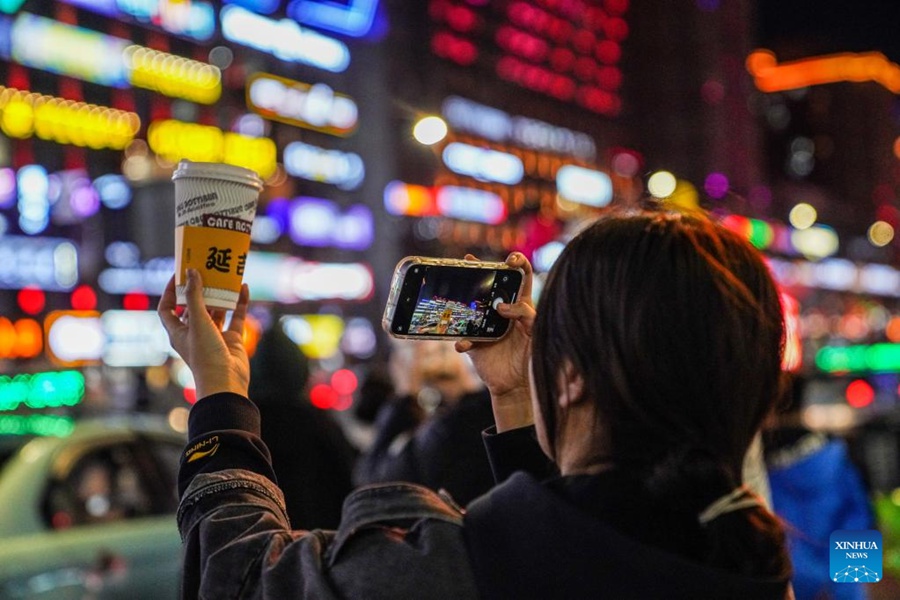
[390,265,522,338]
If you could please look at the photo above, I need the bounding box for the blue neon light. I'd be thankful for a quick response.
[287,0,380,38]
[223,0,280,14]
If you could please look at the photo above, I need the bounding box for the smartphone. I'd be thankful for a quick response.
[383,257,525,341]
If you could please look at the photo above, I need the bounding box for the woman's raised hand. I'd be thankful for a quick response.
[455,252,536,432]
[158,269,251,400]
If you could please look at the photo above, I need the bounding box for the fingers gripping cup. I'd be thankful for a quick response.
[173,160,263,309]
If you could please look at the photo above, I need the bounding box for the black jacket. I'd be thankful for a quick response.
[178,393,790,599]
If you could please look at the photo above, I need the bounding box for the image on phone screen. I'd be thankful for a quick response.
[393,265,521,338]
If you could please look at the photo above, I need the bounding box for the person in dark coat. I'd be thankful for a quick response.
[354,340,496,505]
[162,207,793,599]
[248,323,357,529]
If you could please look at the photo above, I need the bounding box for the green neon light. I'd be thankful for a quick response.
[748,219,774,250]
[816,343,900,374]
[0,414,75,437]
[0,371,85,411]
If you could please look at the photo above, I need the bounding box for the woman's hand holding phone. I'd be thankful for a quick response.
[455,252,536,432]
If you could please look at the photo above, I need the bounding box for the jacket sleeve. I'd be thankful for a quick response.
[177,393,337,599]
[481,425,557,484]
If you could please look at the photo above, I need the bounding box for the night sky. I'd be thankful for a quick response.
[757,0,900,63]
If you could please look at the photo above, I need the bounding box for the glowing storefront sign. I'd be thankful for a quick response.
[435,186,506,224]
[224,0,280,15]
[556,165,613,207]
[10,13,128,87]
[221,5,350,73]
[287,197,374,249]
[124,46,221,104]
[442,143,524,185]
[287,0,381,38]
[98,256,174,295]
[243,252,374,302]
[384,181,507,224]
[747,49,900,95]
[8,14,220,103]
[148,119,276,178]
[0,236,78,291]
[59,0,215,41]
[283,141,364,189]
[442,96,596,159]
[0,317,42,359]
[0,415,75,437]
[0,371,84,411]
[247,73,358,136]
[45,311,104,367]
[0,86,140,150]
[102,310,175,367]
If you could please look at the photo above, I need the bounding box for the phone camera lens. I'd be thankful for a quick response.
[502,275,508,282]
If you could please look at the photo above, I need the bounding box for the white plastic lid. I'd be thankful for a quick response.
[172,160,264,191]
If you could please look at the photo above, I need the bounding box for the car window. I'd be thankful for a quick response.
[43,443,155,529]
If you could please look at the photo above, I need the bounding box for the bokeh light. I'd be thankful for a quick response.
[703,172,729,199]
[845,379,874,409]
[789,202,817,230]
[647,170,676,198]
[868,220,894,247]
[413,116,449,145]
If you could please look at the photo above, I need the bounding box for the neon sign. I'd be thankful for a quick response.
[287,0,381,38]
[383,181,507,224]
[442,142,524,185]
[556,165,612,207]
[0,86,141,150]
[284,197,374,249]
[0,371,84,411]
[283,141,364,189]
[124,46,221,104]
[0,318,42,359]
[102,310,175,367]
[441,96,596,159]
[148,119,276,178]
[436,186,506,224]
[98,256,174,295]
[9,13,128,87]
[247,73,358,136]
[7,14,221,103]
[59,0,215,41]
[45,311,104,367]
[243,252,374,302]
[747,49,900,94]
[0,415,74,437]
[224,0,280,14]
[0,236,79,291]
[221,5,351,73]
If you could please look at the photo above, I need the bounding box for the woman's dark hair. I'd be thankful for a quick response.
[531,207,790,578]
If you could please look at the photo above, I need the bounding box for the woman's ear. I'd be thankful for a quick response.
[557,361,585,409]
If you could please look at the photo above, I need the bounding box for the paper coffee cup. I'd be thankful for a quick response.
[172,160,263,309]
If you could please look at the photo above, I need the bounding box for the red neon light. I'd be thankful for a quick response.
[17,287,46,315]
[845,380,874,409]
[70,285,97,311]
[123,292,151,311]
[310,383,339,410]
[331,369,358,395]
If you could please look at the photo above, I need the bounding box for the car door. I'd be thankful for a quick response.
[0,435,182,600]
